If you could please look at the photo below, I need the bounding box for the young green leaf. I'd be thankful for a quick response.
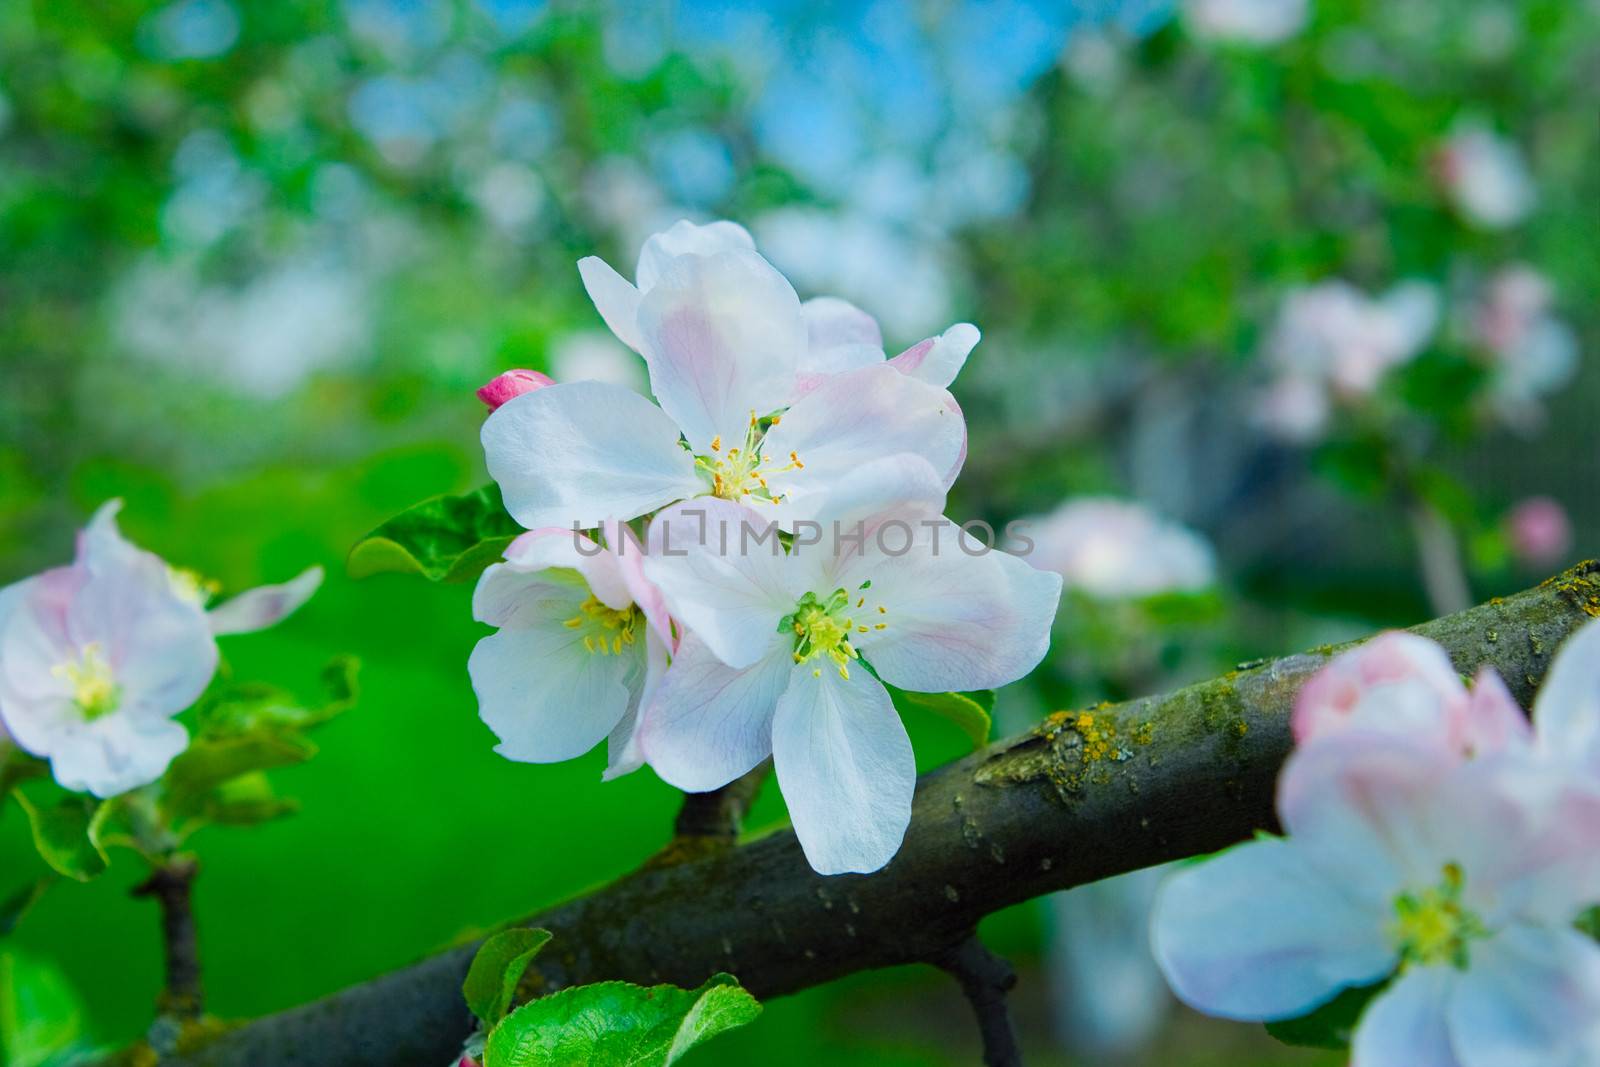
[0,950,86,1067]
[195,657,360,738]
[884,686,995,750]
[463,928,552,1027]
[0,879,51,939]
[1264,980,1386,1050]
[485,973,760,1067]
[11,792,107,882]
[347,484,522,583]
[161,733,317,820]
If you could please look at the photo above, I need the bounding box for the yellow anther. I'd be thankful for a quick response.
[569,596,642,658]
[53,643,120,721]
[877,605,887,614]
[710,435,722,452]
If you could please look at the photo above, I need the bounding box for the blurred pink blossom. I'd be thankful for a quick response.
[1470,266,1578,429]
[1506,497,1573,568]
[477,369,554,412]
[1434,125,1536,230]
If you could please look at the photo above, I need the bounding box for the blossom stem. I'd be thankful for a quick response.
[931,935,1023,1067]
[135,854,203,1022]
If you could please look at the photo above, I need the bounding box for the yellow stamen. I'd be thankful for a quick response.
[54,643,120,720]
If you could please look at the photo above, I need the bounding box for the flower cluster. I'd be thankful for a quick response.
[470,219,1061,875]
[0,501,321,797]
[1153,621,1600,1065]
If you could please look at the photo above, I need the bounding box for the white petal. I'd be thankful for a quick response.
[634,219,756,291]
[49,715,191,799]
[1534,616,1600,770]
[841,524,1062,693]
[779,454,947,550]
[634,249,806,451]
[469,619,637,763]
[504,527,632,612]
[600,520,673,645]
[481,380,704,530]
[1151,838,1395,1021]
[1462,667,1532,757]
[577,256,644,353]
[637,634,789,793]
[208,567,323,636]
[1352,967,1463,1067]
[642,499,796,669]
[771,665,914,876]
[887,322,980,389]
[1449,925,1600,1067]
[604,627,669,781]
[471,560,589,630]
[761,363,967,524]
[800,296,885,377]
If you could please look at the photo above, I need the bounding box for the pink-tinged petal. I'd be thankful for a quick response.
[207,567,323,637]
[835,521,1062,693]
[637,634,789,793]
[799,296,885,377]
[1291,632,1470,752]
[1151,837,1396,1021]
[1449,925,1600,1067]
[604,627,669,782]
[471,560,589,630]
[477,369,554,412]
[761,363,966,524]
[635,249,806,451]
[1352,967,1464,1067]
[887,322,979,389]
[641,499,796,670]
[469,617,638,763]
[1461,667,1531,757]
[504,527,631,613]
[482,380,704,530]
[577,256,644,353]
[70,561,217,721]
[76,499,173,591]
[634,219,755,291]
[1533,616,1600,771]
[771,665,914,876]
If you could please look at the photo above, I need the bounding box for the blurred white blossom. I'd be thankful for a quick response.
[1184,0,1309,44]
[1469,265,1578,430]
[1024,497,1216,600]
[1435,124,1536,230]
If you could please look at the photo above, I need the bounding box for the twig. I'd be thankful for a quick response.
[107,564,1599,1067]
[931,935,1023,1067]
[1408,501,1472,616]
[672,762,769,843]
[133,854,203,1022]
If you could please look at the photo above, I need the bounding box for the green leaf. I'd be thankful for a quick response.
[0,950,85,1067]
[192,772,301,828]
[1265,981,1386,1050]
[486,973,760,1067]
[0,751,44,808]
[194,657,360,738]
[463,928,552,1027]
[347,484,522,583]
[11,793,106,882]
[885,686,995,749]
[161,732,317,819]
[0,879,51,939]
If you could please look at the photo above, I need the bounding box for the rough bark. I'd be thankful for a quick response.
[130,563,1599,1067]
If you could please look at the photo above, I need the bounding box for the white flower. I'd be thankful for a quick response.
[1022,498,1215,600]
[637,467,1062,875]
[0,501,320,797]
[483,232,968,529]
[1184,0,1309,45]
[1435,125,1536,230]
[468,524,672,781]
[1256,280,1438,442]
[1470,265,1578,429]
[1153,622,1600,1066]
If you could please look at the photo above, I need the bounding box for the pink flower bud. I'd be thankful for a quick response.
[477,369,554,412]
[1507,496,1572,567]
[458,1058,481,1067]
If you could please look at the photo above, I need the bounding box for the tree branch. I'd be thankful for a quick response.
[133,854,203,1023]
[124,563,1599,1067]
[671,762,769,845]
[930,935,1022,1067]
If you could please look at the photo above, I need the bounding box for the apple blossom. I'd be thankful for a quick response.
[1022,497,1215,600]
[1256,280,1438,442]
[1506,497,1573,569]
[1529,617,1600,778]
[482,246,967,530]
[1183,0,1309,45]
[1470,266,1578,429]
[637,469,1061,875]
[468,524,671,780]
[0,501,320,798]
[476,369,554,412]
[1435,125,1536,230]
